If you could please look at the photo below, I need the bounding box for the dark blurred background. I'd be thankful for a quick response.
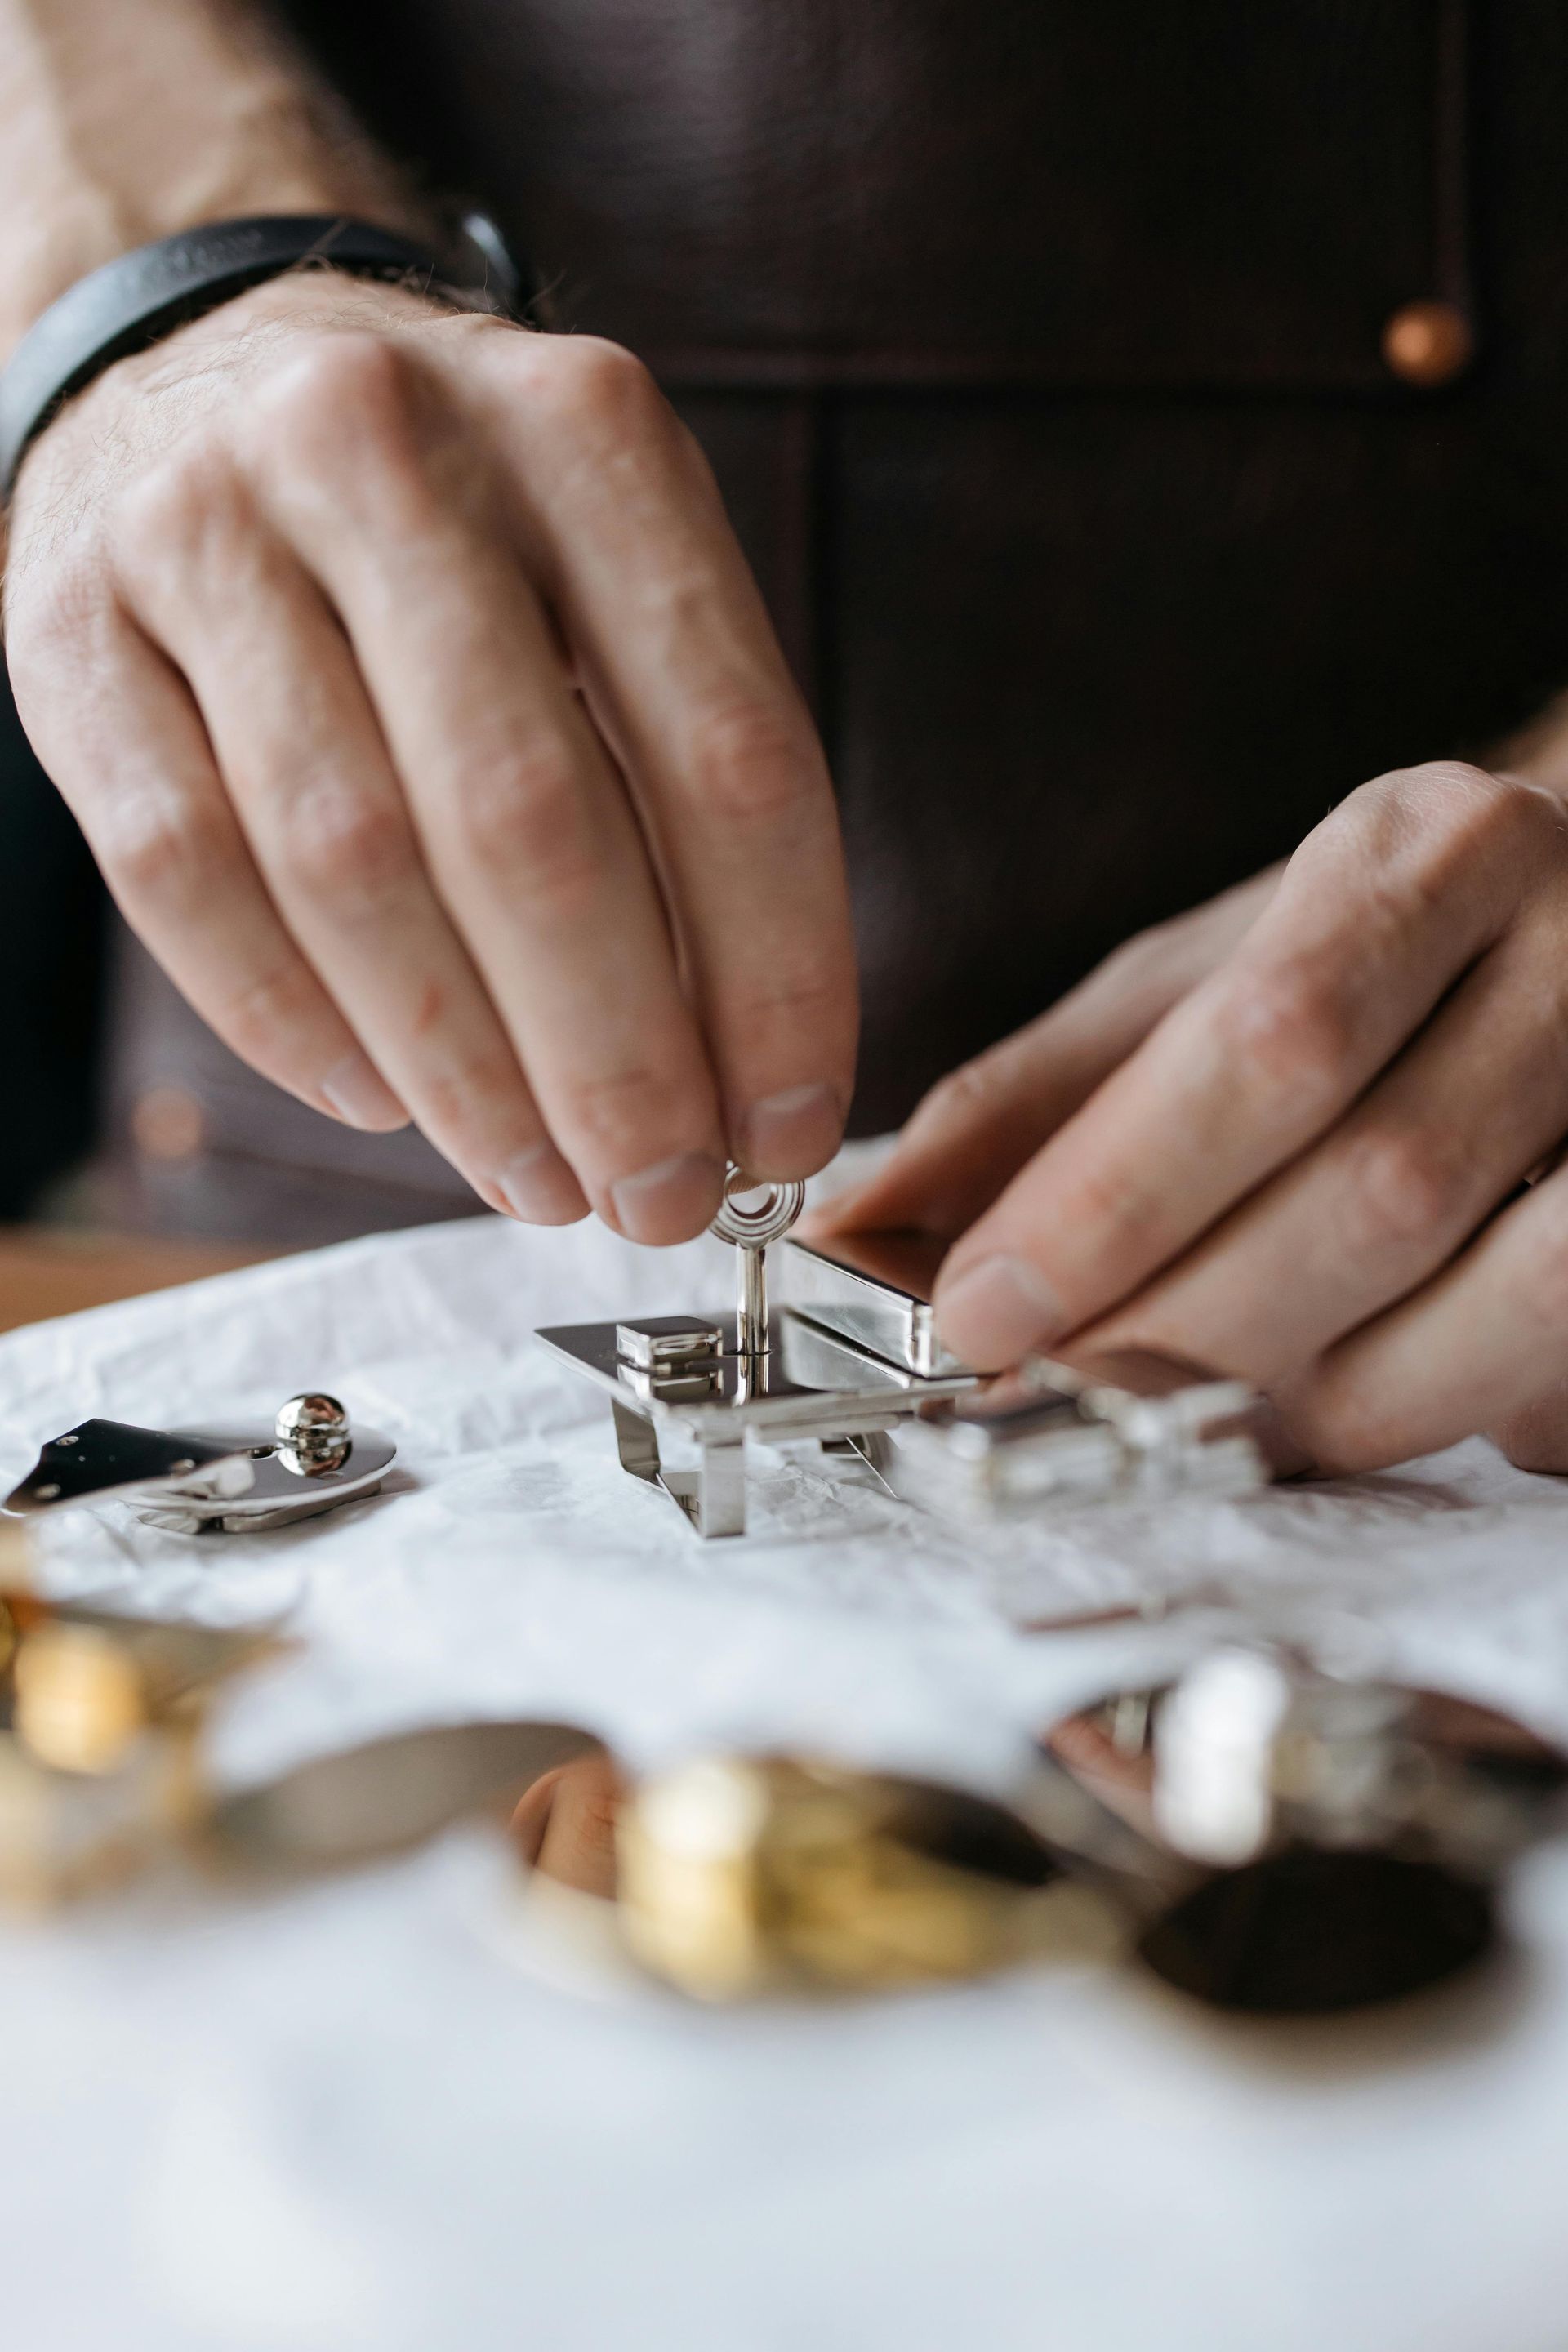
[0,664,102,1220]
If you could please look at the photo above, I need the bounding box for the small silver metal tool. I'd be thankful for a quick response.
[3,1394,395,1535]
[537,1213,1273,1540]
[537,1170,973,1536]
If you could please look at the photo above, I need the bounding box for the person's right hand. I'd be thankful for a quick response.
[2,270,856,1240]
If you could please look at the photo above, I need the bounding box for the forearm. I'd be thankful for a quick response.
[0,0,421,359]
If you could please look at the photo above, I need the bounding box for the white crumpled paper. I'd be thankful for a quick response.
[1,1205,1566,2352]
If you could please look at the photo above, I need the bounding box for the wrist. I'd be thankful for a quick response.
[5,244,505,520]
[0,7,430,362]
[56,270,457,421]
[1,182,429,371]
[162,265,466,351]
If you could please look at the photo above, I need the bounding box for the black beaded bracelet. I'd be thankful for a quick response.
[0,212,520,500]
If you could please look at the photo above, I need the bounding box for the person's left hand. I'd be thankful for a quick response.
[817,760,1568,1476]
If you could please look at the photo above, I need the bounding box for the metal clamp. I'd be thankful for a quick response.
[537,1212,1275,1539]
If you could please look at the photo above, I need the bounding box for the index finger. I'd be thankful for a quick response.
[933,766,1552,1369]
[475,335,858,1180]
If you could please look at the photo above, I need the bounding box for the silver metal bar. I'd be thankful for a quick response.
[737,1242,768,1357]
[783,1232,964,1378]
[612,1399,663,1489]
[693,1437,746,1537]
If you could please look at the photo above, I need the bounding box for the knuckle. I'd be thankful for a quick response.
[686,702,814,826]
[564,1063,680,1159]
[1212,960,1352,1116]
[3,555,106,672]
[1339,1125,1468,1257]
[725,963,843,1030]
[1064,1161,1161,1256]
[273,782,415,912]
[1495,1392,1568,1475]
[719,966,850,1068]
[1284,1381,1383,1473]
[1363,760,1553,882]
[1405,756,1522,807]
[915,1051,1012,1133]
[253,332,421,475]
[452,744,601,898]
[110,443,241,575]
[96,785,236,914]
[214,956,329,1067]
[415,1050,520,1140]
[538,336,661,436]
[1512,1198,1568,1331]
[1417,760,1550,850]
[1393,757,1501,813]
[1281,1358,1413,1474]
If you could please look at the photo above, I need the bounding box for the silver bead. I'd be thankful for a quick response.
[274,1392,351,1477]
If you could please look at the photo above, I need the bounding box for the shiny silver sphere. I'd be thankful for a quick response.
[274,1392,350,1474]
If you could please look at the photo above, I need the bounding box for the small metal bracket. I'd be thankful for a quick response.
[612,1400,747,1539]
[3,1396,396,1536]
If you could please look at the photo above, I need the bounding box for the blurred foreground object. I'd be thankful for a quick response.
[207,1722,600,1877]
[0,1542,593,1906]
[4,1494,1561,2027]
[0,1594,1559,2023]
[0,1555,274,1908]
[507,1653,1568,2016]
[615,1757,1119,1999]
[1032,1648,1568,2014]
[539,1218,1273,1539]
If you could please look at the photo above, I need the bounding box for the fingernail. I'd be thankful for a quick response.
[320,1052,408,1131]
[497,1141,586,1225]
[737,1082,844,1178]
[609,1151,724,1244]
[936,1253,1067,1368]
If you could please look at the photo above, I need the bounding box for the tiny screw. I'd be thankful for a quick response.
[35,1482,60,1500]
[56,1433,79,1447]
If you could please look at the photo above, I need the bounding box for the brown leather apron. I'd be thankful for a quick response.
[87,1,1568,1238]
